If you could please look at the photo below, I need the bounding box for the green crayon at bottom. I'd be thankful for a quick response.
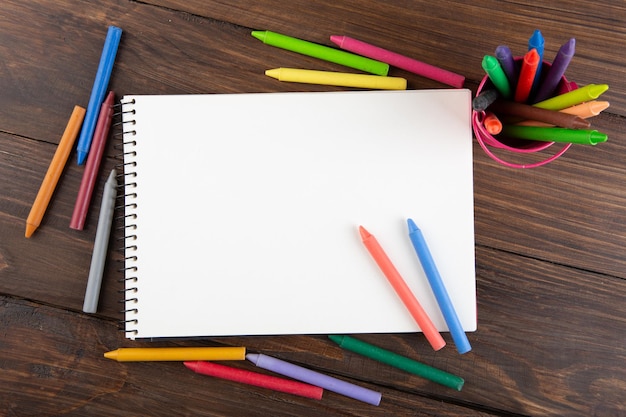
[501,125,607,145]
[328,335,464,391]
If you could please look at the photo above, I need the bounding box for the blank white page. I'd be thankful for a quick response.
[121,89,475,339]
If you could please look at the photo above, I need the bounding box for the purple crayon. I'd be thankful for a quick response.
[246,353,382,406]
[533,38,576,102]
[495,45,518,89]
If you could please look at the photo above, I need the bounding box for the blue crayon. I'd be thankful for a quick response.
[528,29,544,96]
[76,25,122,165]
[407,219,471,354]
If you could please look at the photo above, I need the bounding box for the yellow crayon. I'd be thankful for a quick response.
[104,346,246,362]
[265,68,407,90]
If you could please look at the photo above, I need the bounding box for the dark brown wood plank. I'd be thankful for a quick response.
[2,244,625,416]
[0,296,494,416]
[146,0,626,116]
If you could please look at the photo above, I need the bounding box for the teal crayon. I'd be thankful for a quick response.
[252,30,389,76]
[481,55,512,99]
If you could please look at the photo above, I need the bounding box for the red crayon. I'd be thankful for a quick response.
[515,49,539,103]
[70,91,115,230]
[184,361,324,400]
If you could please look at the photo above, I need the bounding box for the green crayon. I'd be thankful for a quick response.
[328,335,464,391]
[501,125,607,145]
[252,30,389,76]
[533,84,609,111]
[481,55,512,99]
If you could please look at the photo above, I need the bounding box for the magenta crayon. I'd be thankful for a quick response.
[184,361,323,400]
[246,353,382,406]
[534,38,576,102]
[515,48,539,103]
[330,35,464,88]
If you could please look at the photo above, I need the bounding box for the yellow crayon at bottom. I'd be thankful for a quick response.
[104,346,246,362]
[265,68,407,90]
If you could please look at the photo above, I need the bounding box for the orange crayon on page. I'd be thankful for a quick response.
[25,105,86,238]
[359,226,445,351]
[483,111,502,135]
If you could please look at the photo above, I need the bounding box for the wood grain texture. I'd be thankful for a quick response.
[0,0,625,415]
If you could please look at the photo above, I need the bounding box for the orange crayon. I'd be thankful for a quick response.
[515,48,539,103]
[483,112,503,135]
[359,226,445,351]
[25,105,86,237]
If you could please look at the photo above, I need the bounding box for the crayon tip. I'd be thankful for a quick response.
[406,218,419,233]
[589,101,610,115]
[245,353,260,364]
[329,35,344,47]
[529,29,544,48]
[327,334,345,345]
[589,84,609,99]
[358,225,371,240]
[183,361,198,371]
[25,223,36,238]
[103,350,119,360]
[251,31,266,42]
[572,116,591,130]
[77,151,88,166]
[525,48,540,64]
[264,68,280,79]
[589,131,608,145]
[562,38,576,55]
[481,55,498,71]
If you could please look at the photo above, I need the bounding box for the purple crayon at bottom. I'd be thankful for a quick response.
[246,353,382,406]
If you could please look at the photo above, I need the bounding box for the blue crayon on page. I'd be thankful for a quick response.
[76,25,122,165]
[407,219,471,354]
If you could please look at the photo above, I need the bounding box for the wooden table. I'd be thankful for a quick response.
[2,1,625,415]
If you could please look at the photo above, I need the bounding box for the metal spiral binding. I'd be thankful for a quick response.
[114,97,140,335]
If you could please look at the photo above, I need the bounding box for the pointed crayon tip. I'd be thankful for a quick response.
[529,29,544,47]
[494,45,511,59]
[103,350,118,360]
[264,68,280,79]
[77,151,87,166]
[407,218,419,233]
[251,31,266,42]
[590,84,609,98]
[358,225,371,240]
[590,101,610,115]
[562,38,576,54]
[245,353,260,364]
[327,334,345,345]
[329,35,344,46]
[525,48,540,64]
[183,361,197,371]
[25,223,36,238]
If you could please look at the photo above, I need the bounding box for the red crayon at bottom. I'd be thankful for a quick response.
[184,361,324,400]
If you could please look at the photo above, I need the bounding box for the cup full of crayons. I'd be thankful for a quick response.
[472,30,610,168]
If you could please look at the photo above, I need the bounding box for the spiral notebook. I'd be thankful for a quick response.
[121,89,475,340]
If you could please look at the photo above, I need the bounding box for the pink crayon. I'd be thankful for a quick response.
[330,35,465,88]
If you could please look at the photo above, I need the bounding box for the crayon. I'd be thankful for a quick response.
[104,347,246,362]
[251,30,389,76]
[501,125,607,145]
[265,68,406,90]
[481,55,512,99]
[185,361,324,400]
[490,100,591,129]
[514,48,540,103]
[472,89,498,111]
[25,106,85,238]
[494,45,518,89]
[534,38,576,102]
[328,335,465,390]
[330,35,465,87]
[534,84,609,111]
[483,112,503,135]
